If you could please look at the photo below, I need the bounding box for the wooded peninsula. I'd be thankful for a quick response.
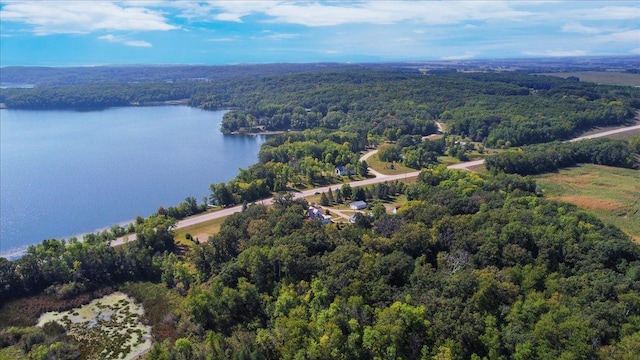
[1,60,640,360]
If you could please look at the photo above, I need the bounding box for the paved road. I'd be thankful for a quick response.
[568,124,640,142]
[112,123,640,247]
[359,149,386,178]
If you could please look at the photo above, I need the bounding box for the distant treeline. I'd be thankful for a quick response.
[2,69,639,148]
[0,63,359,86]
[485,138,639,175]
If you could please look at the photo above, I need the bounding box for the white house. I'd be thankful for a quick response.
[349,201,367,210]
[307,206,332,224]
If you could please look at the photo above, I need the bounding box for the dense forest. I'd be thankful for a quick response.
[485,138,640,175]
[2,167,639,359]
[2,63,640,359]
[0,63,357,86]
[2,68,639,149]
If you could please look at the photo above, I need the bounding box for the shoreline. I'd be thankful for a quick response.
[4,122,640,261]
[0,217,138,260]
[1,106,250,261]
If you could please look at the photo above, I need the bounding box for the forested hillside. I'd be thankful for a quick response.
[2,167,639,359]
[2,65,640,359]
[2,69,638,148]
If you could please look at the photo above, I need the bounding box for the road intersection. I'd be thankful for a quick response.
[112,123,640,247]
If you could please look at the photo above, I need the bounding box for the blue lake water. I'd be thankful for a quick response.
[0,106,265,259]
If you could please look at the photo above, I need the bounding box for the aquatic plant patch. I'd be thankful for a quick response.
[36,292,152,360]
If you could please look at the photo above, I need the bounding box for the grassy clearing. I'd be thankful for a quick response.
[536,164,640,242]
[174,217,227,245]
[367,156,416,175]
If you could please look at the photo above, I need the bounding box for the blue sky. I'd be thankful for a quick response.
[1,1,639,66]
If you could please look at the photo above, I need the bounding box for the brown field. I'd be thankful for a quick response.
[536,164,640,242]
[554,196,625,212]
[540,71,640,86]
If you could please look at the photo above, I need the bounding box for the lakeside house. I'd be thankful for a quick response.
[307,205,332,224]
[349,201,367,210]
[335,166,355,176]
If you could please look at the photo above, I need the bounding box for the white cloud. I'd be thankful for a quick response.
[562,22,601,35]
[196,1,533,27]
[593,30,640,43]
[214,12,245,23]
[630,48,640,55]
[123,40,153,47]
[266,33,299,40]
[98,34,152,47]
[440,52,478,60]
[569,6,640,21]
[0,1,177,35]
[523,49,589,57]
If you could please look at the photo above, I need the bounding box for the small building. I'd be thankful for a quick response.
[335,166,355,176]
[307,206,332,224]
[349,201,367,210]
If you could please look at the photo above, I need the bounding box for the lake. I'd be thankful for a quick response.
[0,106,265,259]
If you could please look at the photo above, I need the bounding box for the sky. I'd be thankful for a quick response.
[0,1,639,66]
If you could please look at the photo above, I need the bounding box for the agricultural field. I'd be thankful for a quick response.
[540,71,640,86]
[536,164,640,242]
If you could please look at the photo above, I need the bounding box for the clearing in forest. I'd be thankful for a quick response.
[536,164,640,242]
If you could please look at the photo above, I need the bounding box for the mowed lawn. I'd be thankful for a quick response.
[536,164,640,242]
[174,217,226,246]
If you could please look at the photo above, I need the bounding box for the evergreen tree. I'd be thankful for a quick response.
[341,183,353,200]
[320,192,329,206]
[357,160,369,177]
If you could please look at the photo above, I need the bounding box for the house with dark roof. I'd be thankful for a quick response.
[335,166,355,176]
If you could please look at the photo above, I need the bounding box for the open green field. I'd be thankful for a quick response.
[540,71,640,86]
[367,156,416,175]
[536,164,640,242]
[174,217,226,246]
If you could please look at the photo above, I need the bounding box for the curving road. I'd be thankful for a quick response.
[112,123,640,247]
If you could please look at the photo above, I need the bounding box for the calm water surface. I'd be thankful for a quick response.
[0,106,264,259]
